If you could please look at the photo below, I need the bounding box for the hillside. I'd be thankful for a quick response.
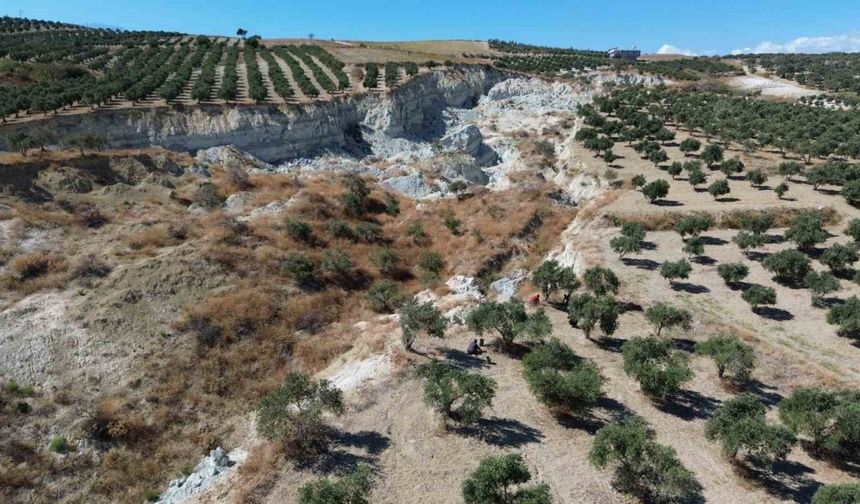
[2,15,860,504]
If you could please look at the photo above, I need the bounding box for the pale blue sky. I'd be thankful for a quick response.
[4,0,860,55]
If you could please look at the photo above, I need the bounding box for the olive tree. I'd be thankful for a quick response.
[779,387,860,457]
[827,296,860,336]
[707,178,731,201]
[523,338,605,416]
[778,161,803,181]
[762,249,812,285]
[645,303,692,337]
[844,218,860,244]
[256,372,344,455]
[786,211,828,252]
[583,266,620,296]
[741,285,777,312]
[590,416,701,504]
[416,360,496,426]
[812,484,860,504]
[399,298,448,350]
[367,279,402,313]
[717,262,749,286]
[642,179,670,204]
[820,244,858,275]
[746,169,768,188]
[679,138,701,156]
[701,143,724,168]
[531,260,579,302]
[610,223,646,258]
[622,337,693,400]
[567,293,620,340]
[695,335,755,384]
[467,298,552,348]
[706,393,796,467]
[659,259,692,284]
[674,214,713,239]
[805,271,840,307]
[462,453,551,504]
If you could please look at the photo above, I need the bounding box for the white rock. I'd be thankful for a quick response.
[490,269,528,301]
[445,275,484,300]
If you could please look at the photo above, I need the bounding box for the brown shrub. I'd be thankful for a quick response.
[176,287,282,347]
[69,254,112,280]
[87,399,151,445]
[11,251,67,280]
[125,224,184,251]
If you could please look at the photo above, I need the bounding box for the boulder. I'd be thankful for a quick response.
[156,448,236,504]
[381,174,437,199]
[194,145,274,172]
[490,269,527,301]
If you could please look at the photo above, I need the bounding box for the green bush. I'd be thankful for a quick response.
[407,221,428,245]
[845,219,860,244]
[399,298,447,350]
[695,335,755,384]
[682,236,704,258]
[298,465,375,504]
[321,249,354,278]
[734,230,767,252]
[354,222,383,243]
[367,279,402,313]
[418,251,444,275]
[281,253,318,287]
[256,372,344,455]
[326,219,354,240]
[370,248,400,275]
[416,360,496,426]
[468,298,552,348]
[522,338,604,416]
[622,337,692,400]
[812,483,860,504]
[462,453,551,504]
[590,416,701,503]
[706,393,795,467]
[50,436,69,453]
[286,219,313,242]
[740,213,774,236]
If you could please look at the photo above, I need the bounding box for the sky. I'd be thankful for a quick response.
[4,0,860,55]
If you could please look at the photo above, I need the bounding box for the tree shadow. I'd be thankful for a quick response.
[621,257,660,271]
[653,199,683,207]
[671,282,710,294]
[593,336,625,353]
[766,234,785,244]
[744,379,784,408]
[745,251,770,262]
[642,241,658,251]
[444,348,490,370]
[295,429,391,474]
[672,338,697,353]
[800,442,860,477]
[716,197,740,203]
[817,296,844,309]
[556,412,606,435]
[337,430,391,455]
[597,397,635,422]
[736,460,822,503]
[727,281,753,291]
[656,389,722,421]
[691,255,717,266]
[753,306,794,321]
[700,235,729,246]
[455,417,544,448]
[619,301,644,314]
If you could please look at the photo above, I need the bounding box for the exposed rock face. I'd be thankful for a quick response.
[156,448,242,504]
[381,174,438,199]
[490,269,528,301]
[0,66,510,164]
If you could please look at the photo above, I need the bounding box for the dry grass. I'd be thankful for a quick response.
[603,206,841,231]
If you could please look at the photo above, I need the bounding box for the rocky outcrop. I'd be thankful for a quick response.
[156,448,242,504]
[0,66,510,164]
